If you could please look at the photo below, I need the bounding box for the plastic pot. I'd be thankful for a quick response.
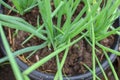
[0,4,120,80]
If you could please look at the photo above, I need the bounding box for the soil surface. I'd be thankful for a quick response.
[2,0,118,77]
[0,64,16,80]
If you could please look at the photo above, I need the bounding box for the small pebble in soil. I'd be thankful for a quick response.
[119,44,120,51]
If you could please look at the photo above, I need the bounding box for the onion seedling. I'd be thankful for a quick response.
[0,0,37,15]
[0,0,120,80]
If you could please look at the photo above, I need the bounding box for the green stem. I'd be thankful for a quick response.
[0,25,23,80]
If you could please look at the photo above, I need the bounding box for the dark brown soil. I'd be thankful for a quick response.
[0,64,15,80]
[3,0,115,76]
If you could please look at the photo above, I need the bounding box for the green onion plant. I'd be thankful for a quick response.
[0,0,37,15]
[0,0,120,80]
